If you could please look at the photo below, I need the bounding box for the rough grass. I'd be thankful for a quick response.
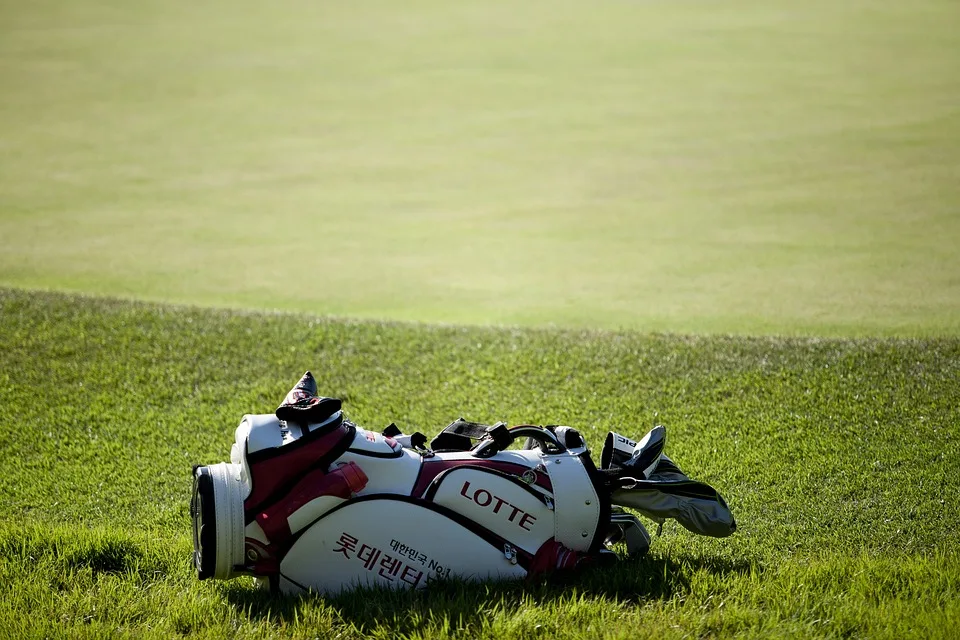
[1,288,958,638]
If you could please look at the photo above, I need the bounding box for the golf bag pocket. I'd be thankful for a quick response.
[428,467,555,554]
[235,413,356,514]
[255,461,368,542]
[335,428,423,496]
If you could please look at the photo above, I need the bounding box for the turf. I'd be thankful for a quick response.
[2,288,958,638]
[2,0,959,635]
[2,0,959,336]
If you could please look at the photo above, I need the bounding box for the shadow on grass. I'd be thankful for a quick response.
[220,552,756,631]
[0,524,171,581]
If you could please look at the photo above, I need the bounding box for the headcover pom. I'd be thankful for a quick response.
[276,371,342,425]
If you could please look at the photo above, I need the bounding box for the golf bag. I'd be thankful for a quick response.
[191,372,735,595]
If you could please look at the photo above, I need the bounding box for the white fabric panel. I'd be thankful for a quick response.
[239,414,283,454]
[278,576,301,594]
[487,449,544,467]
[430,468,554,554]
[280,499,527,594]
[347,428,404,455]
[229,441,252,501]
[335,448,423,496]
[541,454,600,552]
[244,520,269,545]
[287,495,346,535]
[232,414,280,500]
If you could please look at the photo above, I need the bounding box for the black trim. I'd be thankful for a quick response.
[486,423,512,449]
[314,424,358,474]
[382,423,402,437]
[654,458,684,475]
[410,432,427,449]
[279,494,534,571]
[422,465,551,506]
[430,431,473,452]
[345,446,404,459]
[579,451,612,554]
[276,572,309,594]
[191,466,217,580]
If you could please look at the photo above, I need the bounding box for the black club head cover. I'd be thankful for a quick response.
[275,371,342,425]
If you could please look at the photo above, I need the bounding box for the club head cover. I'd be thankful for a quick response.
[623,425,666,480]
[601,426,666,479]
[601,431,638,469]
[276,371,342,425]
[552,426,585,449]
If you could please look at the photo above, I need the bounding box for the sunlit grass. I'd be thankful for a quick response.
[1,289,957,637]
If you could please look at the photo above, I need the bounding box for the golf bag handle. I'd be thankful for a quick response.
[472,425,566,458]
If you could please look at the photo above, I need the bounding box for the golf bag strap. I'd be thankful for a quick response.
[471,426,567,459]
[430,418,496,451]
[441,418,496,439]
[430,419,514,452]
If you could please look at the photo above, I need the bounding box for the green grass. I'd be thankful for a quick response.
[2,288,958,638]
[2,0,958,635]
[2,0,959,336]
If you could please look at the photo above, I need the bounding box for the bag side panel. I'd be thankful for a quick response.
[279,498,528,594]
[429,467,554,555]
[542,453,601,552]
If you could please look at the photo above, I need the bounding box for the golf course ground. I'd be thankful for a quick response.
[1,0,958,637]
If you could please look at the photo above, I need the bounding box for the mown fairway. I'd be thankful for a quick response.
[1,0,959,335]
[1,289,959,638]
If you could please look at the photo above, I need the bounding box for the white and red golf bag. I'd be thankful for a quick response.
[191,372,735,595]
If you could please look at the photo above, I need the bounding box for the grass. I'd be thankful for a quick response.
[1,0,959,336]
[1,287,958,638]
[1,0,958,635]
